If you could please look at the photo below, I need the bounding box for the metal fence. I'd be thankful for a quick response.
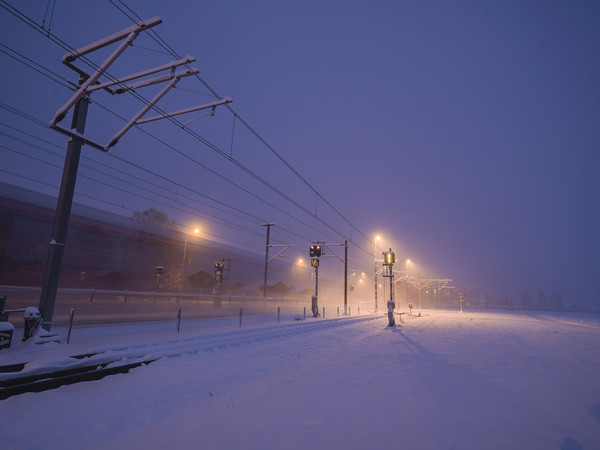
[0,285,373,326]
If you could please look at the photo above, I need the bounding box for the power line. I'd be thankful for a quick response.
[0,3,341,244]
[41,0,56,33]
[0,110,267,228]
[108,0,373,252]
[0,116,319,251]
[0,43,75,90]
[88,99,341,243]
[0,139,267,243]
[0,148,265,251]
[0,166,261,253]
[1,2,374,262]
[0,123,270,229]
[0,103,324,249]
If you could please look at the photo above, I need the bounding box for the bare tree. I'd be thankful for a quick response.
[158,264,185,291]
[132,208,176,230]
[550,292,563,310]
[536,290,548,309]
[520,292,534,309]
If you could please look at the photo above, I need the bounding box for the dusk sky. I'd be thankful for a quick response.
[1,1,599,307]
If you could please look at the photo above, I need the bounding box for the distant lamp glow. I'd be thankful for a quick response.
[193,228,200,234]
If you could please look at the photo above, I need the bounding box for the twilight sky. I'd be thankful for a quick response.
[1,0,599,306]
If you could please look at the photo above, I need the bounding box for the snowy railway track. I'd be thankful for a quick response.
[0,315,380,400]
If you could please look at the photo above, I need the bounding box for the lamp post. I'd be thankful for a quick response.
[182,228,200,275]
[291,258,303,289]
[405,259,411,308]
[262,223,275,299]
[374,235,380,311]
[418,271,422,311]
[383,248,395,327]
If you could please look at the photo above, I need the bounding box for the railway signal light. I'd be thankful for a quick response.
[214,262,224,281]
[383,249,395,265]
[309,244,321,258]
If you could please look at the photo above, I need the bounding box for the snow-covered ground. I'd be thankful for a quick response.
[1,310,599,449]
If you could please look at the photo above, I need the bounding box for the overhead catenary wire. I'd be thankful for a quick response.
[0,115,268,226]
[107,0,374,253]
[0,112,322,250]
[0,43,76,91]
[0,1,375,265]
[0,141,262,239]
[0,120,269,228]
[0,166,259,252]
[41,0,56,33]
[0,106,326,256]
[0,124,290,246]
[0,2,345,246]
[0,46,368,262]
[0,22,372,268]
[0,159,265,255]
[88,99,342,244]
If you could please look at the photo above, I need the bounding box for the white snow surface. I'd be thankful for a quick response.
[1,310,599,450]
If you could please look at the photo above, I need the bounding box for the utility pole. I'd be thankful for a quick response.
[262,223,275,299]
[310,257,319,317]
[315,241,349,315]
[38,91,89,331]
[418,271,422,311]
[383,249,395,326]
[373,255,377,311]
[36,17,231,334]
[344,240,348,315]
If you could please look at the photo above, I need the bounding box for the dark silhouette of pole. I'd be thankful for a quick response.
[39,93,89,331]
[344,239,348,315]
[374,239,379,311]
[262,223,274,299]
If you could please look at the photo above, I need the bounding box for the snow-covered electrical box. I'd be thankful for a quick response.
[0,321,15,349]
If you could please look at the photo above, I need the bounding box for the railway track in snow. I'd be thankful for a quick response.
[0,315,381,400]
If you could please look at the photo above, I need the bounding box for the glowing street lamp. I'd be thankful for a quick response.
[374,235,381,311]
[405,259,411,307]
